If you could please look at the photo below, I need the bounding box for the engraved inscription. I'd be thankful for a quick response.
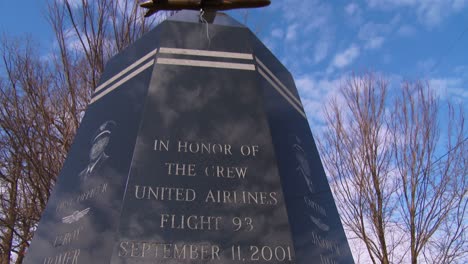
[153,139,260,157]
[53,227,83,248]
[204,165,247,179]
[56,183,108,213]
[134,186,196,201]
[304,196,327,217]
[117,241,294,262]
[124,138,295,263]
[165,162,196,176]
[204,190,278,205]
[43,249,80,264]
[160,214,222,230]
[118,241,221,260]
[311,231,342,256]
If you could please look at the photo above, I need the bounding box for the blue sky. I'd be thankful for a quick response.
[0,1,53,44]
[1,0,467,129]
[229,0,468,128]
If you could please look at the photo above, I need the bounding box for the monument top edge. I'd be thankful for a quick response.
[167,10,245,28]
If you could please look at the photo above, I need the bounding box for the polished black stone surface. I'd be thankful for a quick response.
[24,11,354,264]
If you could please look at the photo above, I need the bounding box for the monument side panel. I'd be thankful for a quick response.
[252,35,355,264]
[110,20,297,264]
[23,28,161,264]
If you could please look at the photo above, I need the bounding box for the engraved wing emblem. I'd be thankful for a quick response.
[62,207,90,224]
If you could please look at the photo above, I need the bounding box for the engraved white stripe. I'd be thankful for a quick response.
[90,60,155,104]
[259,68,306,119]
[159,47,253,60]
[157,58,256,71]
[94,48,158,93]
[255,57,303,107]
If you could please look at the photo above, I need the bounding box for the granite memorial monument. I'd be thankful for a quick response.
[24,5,354,264]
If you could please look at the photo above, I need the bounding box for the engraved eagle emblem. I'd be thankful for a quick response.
[62,208,90,224]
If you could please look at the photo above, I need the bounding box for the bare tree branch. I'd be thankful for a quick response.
[319,73,467,264]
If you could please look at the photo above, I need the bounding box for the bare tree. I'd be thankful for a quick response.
[0,1,173,263]
[47,0,161,93]
[319,73,467,264]
[319,74,399,264]
[0,37,64,264]
[391,81,467,264]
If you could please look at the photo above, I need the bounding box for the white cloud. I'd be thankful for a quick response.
[397,25,416,37]
[416,58,436,73]
[269,0,335,73]
[453,0,467,9]
[344,2,364,26]
[417,4,446,26]
[365,36,385,49]
[358,17,399,50]
[314,39,329,63]
[366,0,416,8]
[271,28,284,39]
[296,75,345,126]
[345,3,360,16]
[383,54,392,64]
[52,27,89,54]
[366,0,468,27]
[261,37,276,52]
[278,0,331,27]
[312,27,334,64]
[453,65,468,79]
[331,44,360,69]
[58,0,83,9]
[429,77,468,102]
[286,24,299,41]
